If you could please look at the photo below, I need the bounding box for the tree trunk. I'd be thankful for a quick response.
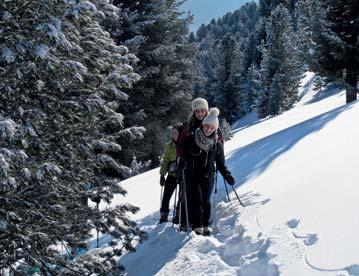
[345,68,358,103]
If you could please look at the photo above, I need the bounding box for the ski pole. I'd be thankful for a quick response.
[230,185,245,207]
[214,170,218,194]
[182,168,190,232]
[212,172,218,229]
[172,183,178,226]
[178,190,182,229]
[223,176,231,202]
[160,185,164,209]
[96,202,100,248]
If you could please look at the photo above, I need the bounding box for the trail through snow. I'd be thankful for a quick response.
[108,72,359,276]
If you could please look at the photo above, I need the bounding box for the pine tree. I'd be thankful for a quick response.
[0,1,145,274]
[297,0,330,73]
[217,33,244,124]
[196,24,208,41]
[244,64,262,111]
[192,36,219,107]
[313,75,326,92]
[114,0,196,167]
[257,5,302,117]
[188,32,196,43]
[190,2,260,119]
[312,0,359,103]
[219,119,233,141]
[193,38,218,106]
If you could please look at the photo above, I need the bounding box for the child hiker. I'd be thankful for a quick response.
[158,125,181,223]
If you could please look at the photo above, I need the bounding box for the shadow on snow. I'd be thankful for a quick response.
[226,103,352,189]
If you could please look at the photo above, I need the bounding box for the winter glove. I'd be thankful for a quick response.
[90,194,101,204]
[224,174,235,185]
[160,175,166,186]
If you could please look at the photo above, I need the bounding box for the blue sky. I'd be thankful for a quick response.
[180,0,254,32]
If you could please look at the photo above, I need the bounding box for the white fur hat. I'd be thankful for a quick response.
[192,98,209,112]
[202,108,220,129]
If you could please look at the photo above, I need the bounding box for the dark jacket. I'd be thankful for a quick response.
[177,115,223,158]
[182,131,230,179]
[176,115,202,157]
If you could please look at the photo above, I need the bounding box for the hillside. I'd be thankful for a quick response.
[114,72,359,275]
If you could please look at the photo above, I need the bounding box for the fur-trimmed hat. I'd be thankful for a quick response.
[192,98,209,112]
[202,108,220,129]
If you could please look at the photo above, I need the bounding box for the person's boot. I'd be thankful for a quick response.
[203,227,211,236]
[159,212,168,223]
[194,227,203,235]
[172,214,179,224]
[179,224,190,232]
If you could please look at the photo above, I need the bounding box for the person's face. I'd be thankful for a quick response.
[171,128,179,141]
[203,124,216,137]
[194,108,207,121]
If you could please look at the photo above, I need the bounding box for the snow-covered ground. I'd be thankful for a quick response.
[112,72,359,275]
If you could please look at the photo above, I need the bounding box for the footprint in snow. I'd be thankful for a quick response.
[287,218,300,229]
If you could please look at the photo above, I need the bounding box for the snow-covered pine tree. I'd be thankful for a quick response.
[243,64,262,111]
[239,34,261,112]
[312,0,359,103]
[0,1,145,274]
[192,36,219,107]
[217,33,244,124]
[219,119,233,141]
[296,0,330,73]
[313,75,326,92]
[257,4,302,117]
[197,24,209,41]
[192,3,259,114]
[114,0,196,167]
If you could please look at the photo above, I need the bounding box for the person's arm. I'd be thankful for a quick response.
[176,124,188,157]
[160,143,171,176]
[178,134,192,170]
[215,143,235,185]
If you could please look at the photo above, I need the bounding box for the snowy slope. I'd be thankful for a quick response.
[113,72,359,276]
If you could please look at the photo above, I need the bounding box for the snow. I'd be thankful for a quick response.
[2,47,15,63]
[0,119,17,139]
[36,19,63,40]
[34,44,49,59]
[35,163,62,180]
[78,1,97,13]
[2,11,12,21]
[108,71,359,275]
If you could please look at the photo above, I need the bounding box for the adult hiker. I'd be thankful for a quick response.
[175,97,209,229]
[158,125,181,223]
[180,108,235,236]
[176,97,209,157]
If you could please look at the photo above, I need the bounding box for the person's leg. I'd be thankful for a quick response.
[159,175,177,222]
[186,175,202,231]
[201,175,215,232]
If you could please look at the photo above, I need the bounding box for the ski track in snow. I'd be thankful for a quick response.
[304,255,359,276]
